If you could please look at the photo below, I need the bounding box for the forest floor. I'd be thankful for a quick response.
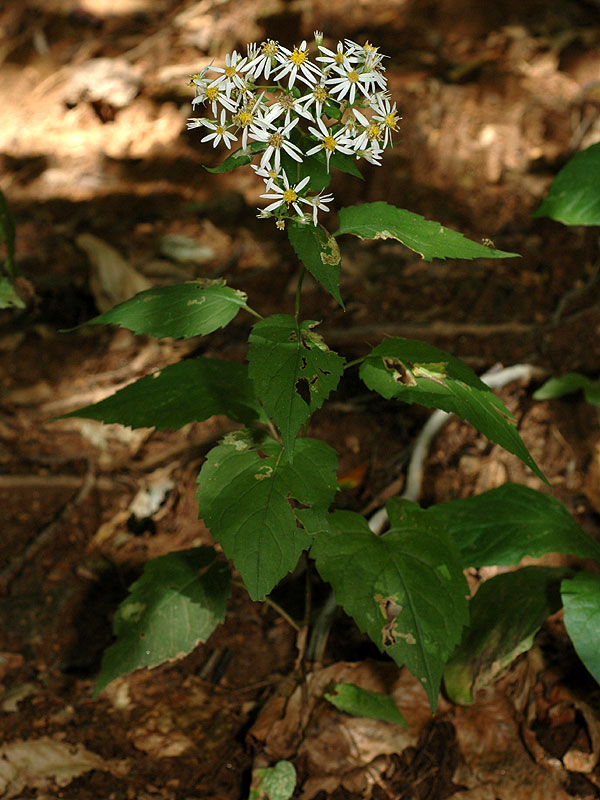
[1,0,600,798]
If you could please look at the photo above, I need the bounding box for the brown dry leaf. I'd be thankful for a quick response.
[0,736,127,798]
[76,233,152,312]
[251,661,433,800]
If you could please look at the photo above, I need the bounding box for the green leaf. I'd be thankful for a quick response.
[328,150,363,180]
[249,761,296,800]
[425,483,600,568]
[77,280,250,339]
[336,202,519,262]
[281,150,331,193]
[248,315,345,454]
[533,373,600,407]
[324,683,408,726]
[57,358,262,429]
[0,276,24,309]
[359,338,545,482]
[205,140,266,173]
[197,431,338,600]
[444,567,570,704]
[312,500,469,711]
[0,189,16,276]
[94,547,230,695]
[533,142,600,226]
[287,222,344,307]
[562,571,600,684]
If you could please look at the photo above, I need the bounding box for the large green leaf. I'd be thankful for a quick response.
[287,222,344,307]
[197,431,338,600]
[79,280,250,339]
[562,571,600,685]
[336,202,519,262]
[312,499,469,711]
[534,372,600,408]
[425,483,600,567]
[359,338,545,482]
[58,358,261,429]
[205,140,266,173]
[444,567,570,704]
[324,683,407,726]
[533,142,600,226]
[248,315,345,454]
[94,547,230,695]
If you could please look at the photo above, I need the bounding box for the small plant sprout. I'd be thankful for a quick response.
[57,37,600,748]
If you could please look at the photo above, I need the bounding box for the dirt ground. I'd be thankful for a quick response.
[1,0,600,798]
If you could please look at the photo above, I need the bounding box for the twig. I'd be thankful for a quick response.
[0,466,97,595]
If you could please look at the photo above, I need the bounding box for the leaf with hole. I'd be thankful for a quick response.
[312,499,469,711]
[248,315,345,455]
[197,431,338,600]
[359,338,545,482]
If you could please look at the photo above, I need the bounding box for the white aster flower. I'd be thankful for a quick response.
[260,172,311,218]
[300,189,334,225]
[349,108,383,152]
[207,50,248,98]
[231,92,267,149]
[200,110,238,149]
[192,82,238,116]
[325,63,377,105]
[316,41,357,73]
[243,38,280,80]
[272,40,321,90]
[250,163,281,192]
[371,94,401,147]
[250,116,304,172]
[186,117,206,130]
[267,91,315,126]
[296,82,330,118]
[305,116,354,169]
[357,145,383,166]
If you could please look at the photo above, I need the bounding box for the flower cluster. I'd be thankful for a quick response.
[187,33,400,229]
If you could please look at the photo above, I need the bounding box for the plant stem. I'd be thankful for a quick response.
[294,265,306,323]
[344,356,366,371]
[244,304,264,320]
[232,580,300,632]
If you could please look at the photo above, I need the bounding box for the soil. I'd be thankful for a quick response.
[1,0,600,798]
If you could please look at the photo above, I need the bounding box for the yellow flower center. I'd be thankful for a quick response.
[385,112,399,130]
[283,188,298,204]
[367,123,381,140]
[347,70,359,83]
[225,65,237,77]
[216,125,225,135]
[268,132,284,148]
[206,87,219,100]
[236,110,253,126]
[322,135,337,152]
[335,51,345,64]
[290,47,308,66]
[262,40,279,57]
[314,86,328,102]
[276,219,286,230]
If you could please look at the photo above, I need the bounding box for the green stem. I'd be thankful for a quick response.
[344,356,366,371]
[243,303,264,320]
[232,580,300,632]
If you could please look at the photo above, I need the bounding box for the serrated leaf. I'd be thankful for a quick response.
[94,547,230,695]
[324,683,408,726]
[248,315,345,454]
[288,222,344,307]
[249,761,296,800]
[562,571,600,684]
[0,189,16,276]
[533,142,600,226]
[336,202,519,262]
[312,500,469,711]
[424,483,600,567]
[75,280,249,339]
[444,567,570,704]
[534,372,600,407]
[205,140,266,173]
[197,432,338,600]
[359,338,545,482]
[57,358,261,429]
